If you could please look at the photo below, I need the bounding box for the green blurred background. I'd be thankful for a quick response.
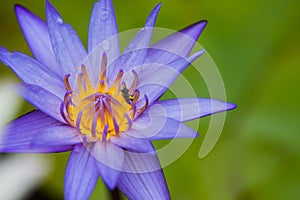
[0,0,300,199]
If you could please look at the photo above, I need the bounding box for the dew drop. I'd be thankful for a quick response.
[101,11,110,21]
[101,40,110,51]
[56,17,64,25]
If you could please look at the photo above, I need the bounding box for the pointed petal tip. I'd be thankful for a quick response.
[212,100,237,113]
[14,4,33,20]
[151,2,162,12]
[14,4,24,13]
[200,19,208,25]
[197,20,208,30]
[193,49,206,57]
[97,164,120,190]
[14,4,28,25]
[104,178,117,190]
[0,46,9,54]
[179,49,205,65]
[45,0,54,14]
[226,102,237,110]
[45,0,51,8]
[211,100,237,112]
[193,20,208,28]
[145,2,162,27]
[0,47,10,65]
[178,20,208,41]
[155,2,163,10]
[46,0,51,5]
[46,0,63,23]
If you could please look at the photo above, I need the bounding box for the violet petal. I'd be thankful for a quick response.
[14,5,61,76]
[107,3,161,83]
[134,50,205,105]
[110,133,153,153]
[16,84,64,123]
[149,98,237,122]
[0,110,72,153]
[64,144,99,200]
[117,144,170,199]
[88,141,124,189]
[46,1,87,75]
[147,20,207,64]
[88,0,119,53]
[32,125,81,147]
[87,0,120,84]
[127,115,198,140]
[0,48,65,97]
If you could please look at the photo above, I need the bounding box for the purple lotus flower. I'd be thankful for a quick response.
[0,0,236,199]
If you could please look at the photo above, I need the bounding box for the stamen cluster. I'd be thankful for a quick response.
[60,54,148,142]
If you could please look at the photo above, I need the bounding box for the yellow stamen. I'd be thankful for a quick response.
[60,54,148,142]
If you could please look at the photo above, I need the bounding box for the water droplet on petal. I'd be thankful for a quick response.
[56,17,64,25]
[101,11,110,21]
[102,40,110,51]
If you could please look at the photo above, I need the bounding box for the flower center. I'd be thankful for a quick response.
[60,54,148,142]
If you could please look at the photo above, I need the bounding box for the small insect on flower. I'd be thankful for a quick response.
[0,0,236,200]
[120,70,138,104]
[121,86,134,104]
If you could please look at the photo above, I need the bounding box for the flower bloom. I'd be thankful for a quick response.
[0,0,236,199]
